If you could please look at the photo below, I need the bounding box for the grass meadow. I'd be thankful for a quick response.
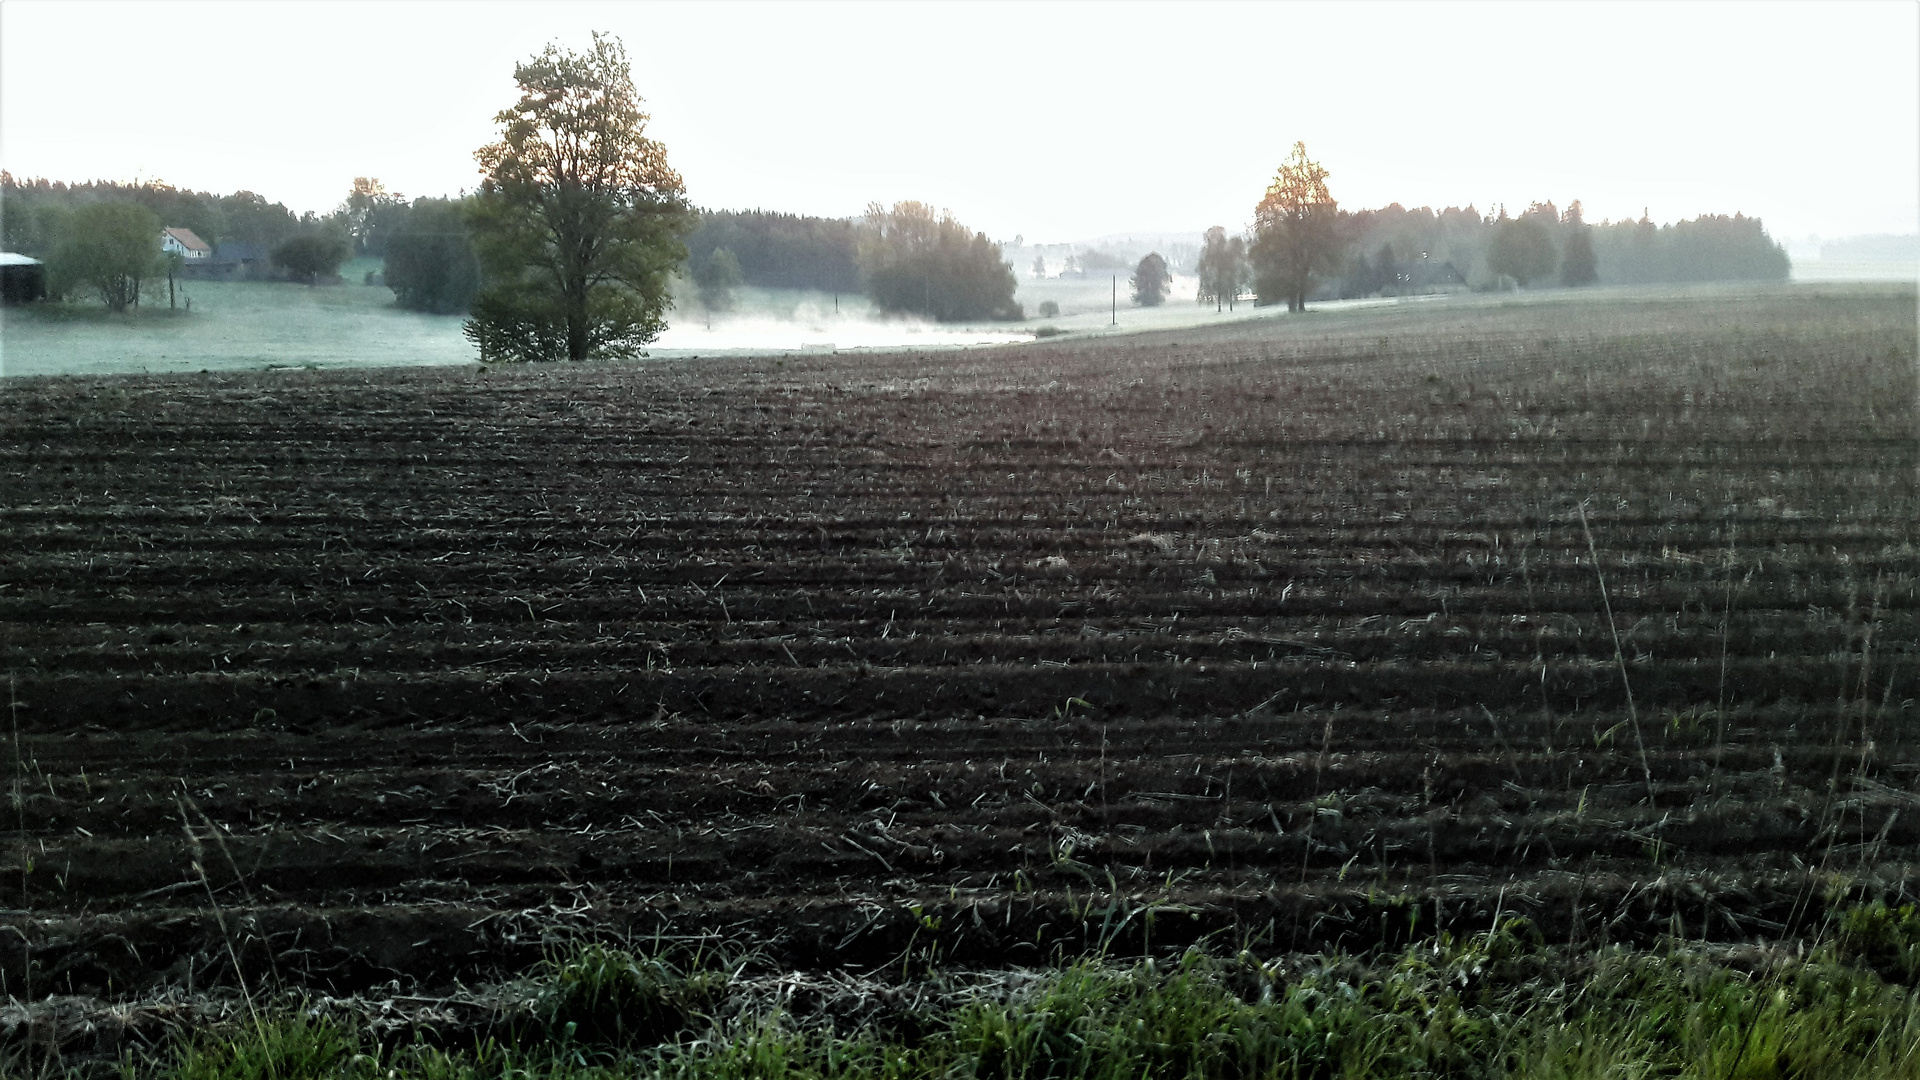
[24,925,1920,1079]
[0,276,474,378]
[3,272,1279,377]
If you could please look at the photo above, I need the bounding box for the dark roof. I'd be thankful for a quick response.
[213,241,271,262]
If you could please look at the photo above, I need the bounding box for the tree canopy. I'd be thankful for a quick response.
[683,210,856,293]
[1588,212,1788,284]
[465,33,692,363]
[1250,142,1341,311]
[1195,226,1249,311]
[47,201,159,311]
[273,229,351,285]
[693,247,744,316]
[1331,200,1785,298]
[1559,201,1598,286]
[856,201,1020,322]
[341,177,410,257]
[1130,252,1171,307]
[2,173,300,256]
[384,198,481,313]
[1487,212,1558,287]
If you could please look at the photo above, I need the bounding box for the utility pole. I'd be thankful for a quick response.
[1110,275,1116,326]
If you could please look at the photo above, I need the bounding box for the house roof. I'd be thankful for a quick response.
[213,241,270,261]
[162,227,211,252]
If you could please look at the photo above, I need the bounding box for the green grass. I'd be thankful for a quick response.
[23,915,1920,1080]
[531,941,735,1049]
[167,1014,357,1080]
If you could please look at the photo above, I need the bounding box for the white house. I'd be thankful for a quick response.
[161,227,212,260]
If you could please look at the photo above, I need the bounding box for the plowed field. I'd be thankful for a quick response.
[3,285,1915,1000]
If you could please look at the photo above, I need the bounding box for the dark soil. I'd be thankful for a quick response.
[3,285,1915,1001]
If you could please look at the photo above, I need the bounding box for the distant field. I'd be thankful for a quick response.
[1791,258,1920,283]
[0,278,474,377]
[8,265,1914,378]
[0,274,1266,376]
[3,283,1914,1002]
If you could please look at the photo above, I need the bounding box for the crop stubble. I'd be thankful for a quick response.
[2,285,1915,998]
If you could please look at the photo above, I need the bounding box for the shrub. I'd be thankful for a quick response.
[46,201,159,311]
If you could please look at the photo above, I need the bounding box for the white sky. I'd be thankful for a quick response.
[3,1,1915,244]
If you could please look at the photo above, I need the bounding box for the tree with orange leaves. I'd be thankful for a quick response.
[1250,142,1342,312]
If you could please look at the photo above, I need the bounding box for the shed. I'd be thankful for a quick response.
[0,252,47,304]
[183,240,276,280]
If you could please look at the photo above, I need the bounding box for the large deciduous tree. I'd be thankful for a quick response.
[1195,226,1249,311]
[1130,252,1171,307]
[465,33,692,363]
[48,201,160,312]
[1250,142,1341,312]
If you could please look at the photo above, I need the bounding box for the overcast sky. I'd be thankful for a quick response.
[3,1,1915,244]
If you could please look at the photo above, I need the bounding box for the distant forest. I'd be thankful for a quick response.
[3,174,1795,317]
[1333,201,1789,298]
[690,202,1789,302]
[683,209,858,293]
[1,174,306,256]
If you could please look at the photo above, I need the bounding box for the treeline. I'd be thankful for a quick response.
[0,172,481,309]
[1332,200,1789,299]
[1588,212,1791,284]
[390,197,1018,323]
[1,173,304,256]
[0,175,322,310]
[2,171,1023,323]
[683,205,1018,321]
[684,209,857,293]
[1219,144,1793,310]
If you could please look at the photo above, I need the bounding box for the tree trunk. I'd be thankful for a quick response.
[566,304,589,362]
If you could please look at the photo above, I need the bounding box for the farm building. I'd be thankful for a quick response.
[0,252,47,304]
[182,240,276,280]
[161,227,212,259]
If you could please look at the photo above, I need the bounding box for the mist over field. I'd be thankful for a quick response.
[652,286,1028,354]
